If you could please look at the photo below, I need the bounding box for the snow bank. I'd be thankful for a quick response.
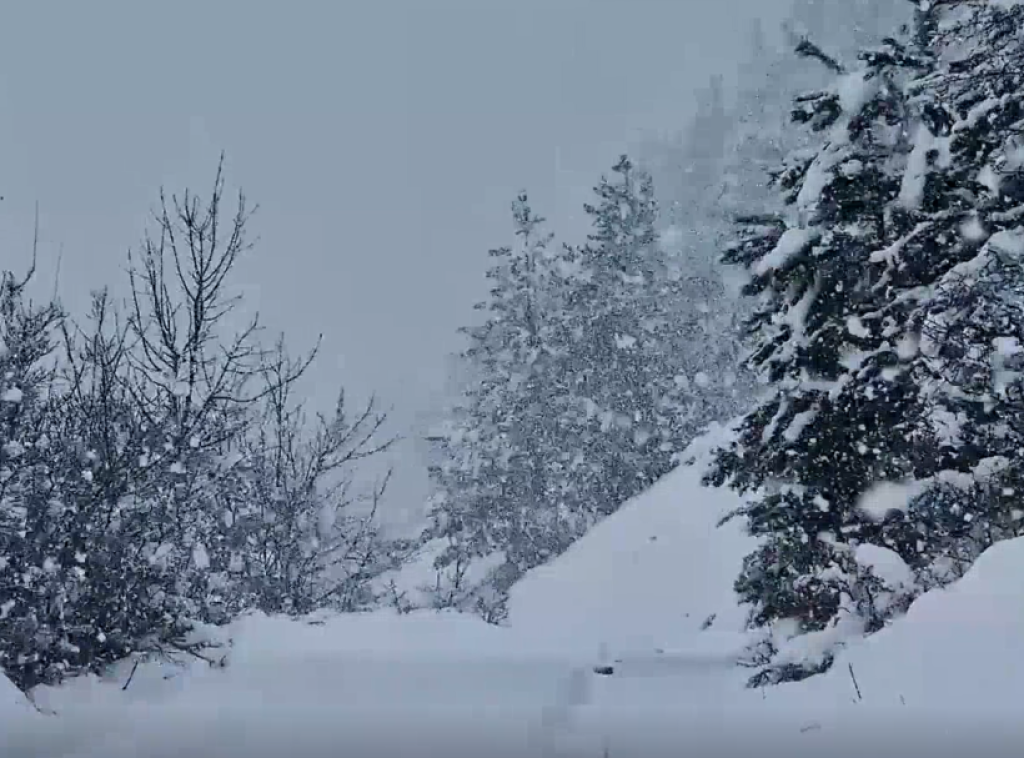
[563,535,1024,755]
[508,419,1024,751]
[1,671,37,725]
[21,610,589,758]
[508,420,757,654]
[1,672,55,758]
[785,535,1024,714]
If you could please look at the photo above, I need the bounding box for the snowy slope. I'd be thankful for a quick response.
[1,672,40,746]
[508,420,756,655]
[782,534,1024,715]
[511,419,1024,752]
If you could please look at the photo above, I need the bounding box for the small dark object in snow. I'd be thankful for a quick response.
[593,665,615,676]
[649,535,657,542]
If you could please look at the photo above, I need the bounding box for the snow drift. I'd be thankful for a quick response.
[15,610,587,758]
[1,672,38,733]
[544,533,1024,756]
[508,420,756,655]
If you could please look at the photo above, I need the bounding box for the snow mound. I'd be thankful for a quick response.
[1,672,51,758]
[22,609,590,758]
[798,534,1024,714]
[566,535,1024,755]
[508,420,757,654]
[1,671,37,724]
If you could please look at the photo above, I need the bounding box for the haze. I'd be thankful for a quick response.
[0,0,795,528]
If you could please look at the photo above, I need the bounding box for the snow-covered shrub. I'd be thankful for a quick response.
[0,164,402,691]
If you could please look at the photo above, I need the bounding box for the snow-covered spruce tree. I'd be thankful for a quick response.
[555,156,687,518]
[423,195,574,620]
[419,409,485,612]
[791,0,914,64]
[643,76,755,435]
[895,0,1024,588]
[702,4,1024,685]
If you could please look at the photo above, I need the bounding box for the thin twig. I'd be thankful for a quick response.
[122,659,141,691]
[848,662,863,702]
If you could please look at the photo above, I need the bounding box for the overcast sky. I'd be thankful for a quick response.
[0,0,799,530]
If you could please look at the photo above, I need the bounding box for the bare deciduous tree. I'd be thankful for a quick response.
[0,159,407,691]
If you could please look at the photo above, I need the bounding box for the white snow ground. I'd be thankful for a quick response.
[507,422,755,655]
[7,421,1024,756]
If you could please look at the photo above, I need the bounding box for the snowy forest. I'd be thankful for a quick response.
[8,0,1024,712]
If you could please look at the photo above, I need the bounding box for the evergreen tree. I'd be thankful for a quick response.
[664,76,755,431]
[423,195,573,619]
[705,0,1024,685]
[790,0,913,62]
[557,156,681,517]
[901,0,1024,586]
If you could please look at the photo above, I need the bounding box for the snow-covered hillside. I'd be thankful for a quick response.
[7,423,1024,756]
[508,421,756,653]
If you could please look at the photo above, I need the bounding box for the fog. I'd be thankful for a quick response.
[0,0,800,528]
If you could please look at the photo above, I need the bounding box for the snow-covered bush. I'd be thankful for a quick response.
[0,163,401,691]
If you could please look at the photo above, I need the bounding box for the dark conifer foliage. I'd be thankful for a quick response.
[708,0,1024,684]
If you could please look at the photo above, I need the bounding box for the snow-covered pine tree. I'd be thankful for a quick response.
[898,0,1024,587]
[423,195,573,619]
[719,19,792,226]
[556,156,683,517]
[642,77,754,441]
[790,0,913,65]
[703,0,1024,685]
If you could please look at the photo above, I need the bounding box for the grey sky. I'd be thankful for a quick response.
[0,0,795,530]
